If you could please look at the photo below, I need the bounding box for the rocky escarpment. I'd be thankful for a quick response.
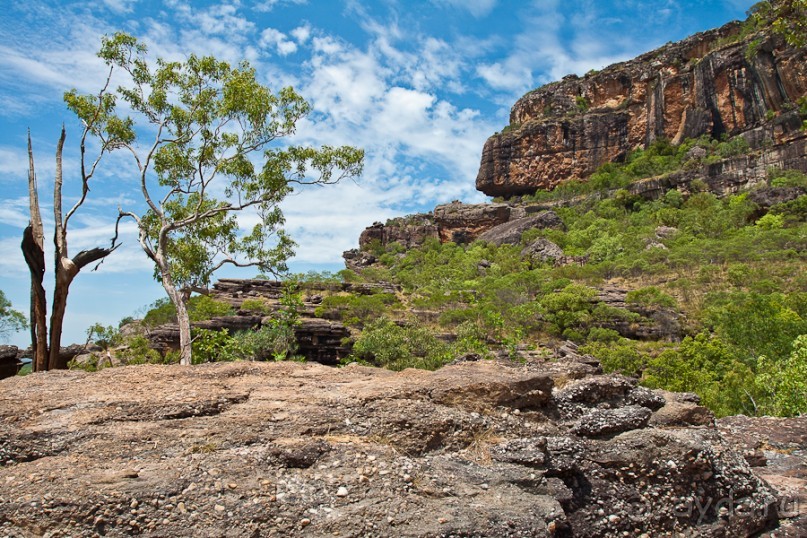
[476,21,807,197]
[345,202,567,268]
[0,358,794,537]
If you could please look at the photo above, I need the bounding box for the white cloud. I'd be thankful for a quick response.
[433,0,498,18]
[260,28,298,56]
[254,0,308,13]
[290,24,312,45]
[101,0,138,14]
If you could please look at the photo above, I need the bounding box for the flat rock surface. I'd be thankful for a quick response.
[718,416,807,537]
[0,361,783,537]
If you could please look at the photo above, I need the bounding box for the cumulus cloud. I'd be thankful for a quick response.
[260,28,298,55]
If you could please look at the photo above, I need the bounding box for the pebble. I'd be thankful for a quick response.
[214,504,225,512]
[300,518,311,527]
[336,486,349,497]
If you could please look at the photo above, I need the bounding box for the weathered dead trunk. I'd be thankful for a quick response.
[48,260,78,370]
[22,132,48,372]
[21,226,48,372]
[22,128,116,371]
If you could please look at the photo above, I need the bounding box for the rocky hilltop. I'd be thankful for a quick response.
[348,21,806,258]
[476,21,807,197]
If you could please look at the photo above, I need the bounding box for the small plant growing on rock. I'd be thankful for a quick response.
[575,95,590,112]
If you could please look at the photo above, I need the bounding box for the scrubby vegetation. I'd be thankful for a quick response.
[73,135,807,418]
[337,138,807,417]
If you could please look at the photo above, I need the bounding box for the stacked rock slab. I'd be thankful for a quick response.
[476,22,807,197]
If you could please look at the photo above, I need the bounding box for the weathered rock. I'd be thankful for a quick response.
[0,345,19,380]
[433,201,512,243]
[477,210,565,246]
[521,237,567,265]
[359,216,439,250]
[718,415,807,537]
[596,285,683,341]
[747,185,806,212]
[0,361,780,536]
[341,248,377,272]
[292,318,352,365]
[570,405,652,437]
[477,23,807,197]
[651,400,715,427]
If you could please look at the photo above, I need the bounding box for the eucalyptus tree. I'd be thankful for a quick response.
[68,33,363,365]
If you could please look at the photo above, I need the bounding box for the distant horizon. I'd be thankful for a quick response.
[0,0,756,347]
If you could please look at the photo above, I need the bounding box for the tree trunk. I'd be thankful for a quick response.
[48,258,78,370]
[158,266,193,365]
[23,132,48,372]
[175,295,193,366]
[22,226,48,371]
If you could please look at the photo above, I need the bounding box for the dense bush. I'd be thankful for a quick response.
[349,318,453,371]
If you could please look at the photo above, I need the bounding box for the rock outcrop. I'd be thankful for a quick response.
[476,22,807,197]
[141,279,370,365]
[0,346,20,380]
[348,202,567,258]
[0,359,783,537]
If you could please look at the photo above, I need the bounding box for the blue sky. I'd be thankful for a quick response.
[0,0,755,346]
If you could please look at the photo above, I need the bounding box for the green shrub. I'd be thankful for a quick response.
[625,286,677,308]
[642,332,757,417]
[581,339,645,377]
[231,324,299,361]
[85,323,122,349]
[350,318,452,371]
[756,335,807,416]
[142,295,233,326]
[575,95,590,112]
[117,335,166,365]
[315,293,400,327]
[240,298,273,314]
[191,328,236,364]
[769,168,807,188]
[756,213,785,230]
[188,295,233,321]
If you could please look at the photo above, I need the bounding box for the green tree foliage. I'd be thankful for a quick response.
[702,291,807,362]
[0,290,27,340]
[644,333,758,417]
[756,335,807,415]
[68,33,364,365]
[750,0,807,47]
[142,296,233,327]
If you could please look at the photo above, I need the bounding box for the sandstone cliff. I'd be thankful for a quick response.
[476,22,807,197]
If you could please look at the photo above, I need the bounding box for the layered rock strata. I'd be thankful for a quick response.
[476,23,807,197]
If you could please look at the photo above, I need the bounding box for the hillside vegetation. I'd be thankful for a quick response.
[87,133,806,419]
[329,136,807,418]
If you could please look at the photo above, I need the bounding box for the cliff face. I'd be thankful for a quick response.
[476,22,807,197]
